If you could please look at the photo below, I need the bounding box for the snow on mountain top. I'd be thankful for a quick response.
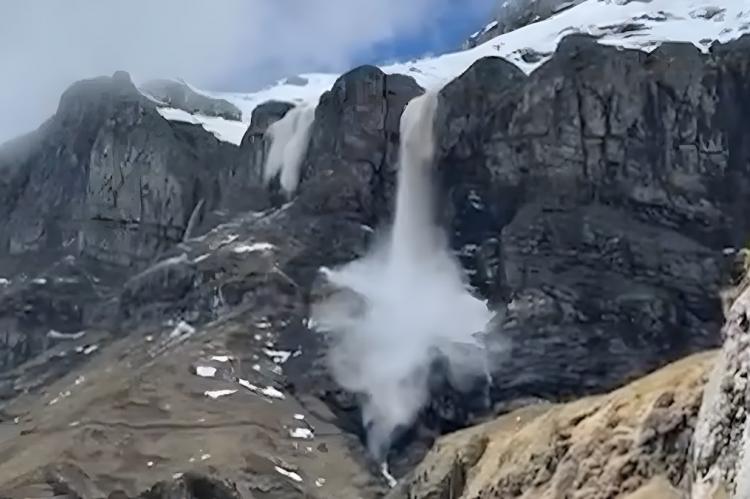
[157,73,337,145]
[161,0,749,144]
[156,107,247,145]
[383,0,748,86]
[200,73,339,124]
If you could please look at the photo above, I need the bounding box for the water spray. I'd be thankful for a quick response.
[311,91,494,486]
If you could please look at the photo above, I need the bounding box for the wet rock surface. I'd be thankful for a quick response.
[1,34,750,498]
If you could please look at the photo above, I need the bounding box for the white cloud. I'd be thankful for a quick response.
[0,0,469,142]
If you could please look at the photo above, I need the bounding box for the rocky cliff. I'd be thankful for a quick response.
[436,34,750,412]
[0,11,749,499]
[396,256,750,499]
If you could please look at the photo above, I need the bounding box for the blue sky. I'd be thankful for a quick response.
[353,1,496,64]
[220,0,497,92]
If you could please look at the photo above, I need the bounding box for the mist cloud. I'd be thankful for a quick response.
[0,0,486,143]
[311,93,495,463]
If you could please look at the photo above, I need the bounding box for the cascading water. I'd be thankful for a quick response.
[311,91,493,482]
[263,104,316,196]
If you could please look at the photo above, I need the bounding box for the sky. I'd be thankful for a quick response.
[0,0,495,143]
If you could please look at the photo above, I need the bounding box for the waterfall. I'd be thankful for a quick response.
[390,92,440,264]
[312,91,493,472]
[263,104,316,196]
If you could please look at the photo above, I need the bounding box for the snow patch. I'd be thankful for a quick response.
[82,345,98,355]
[232,242,275,254]
[201,73,336,124]
[381,463,397,488]
[193,253,211,263]
[237,378,285,399]
[275,465,303,483]
[238,378,257,391]
[196,366,217,378]
[48,330,86,341]
[204,389,237,399]
[261,386,285,399]
[289,427,314,439]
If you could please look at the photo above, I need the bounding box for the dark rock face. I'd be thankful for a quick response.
[1,73,143,260]
[141,79,242,121]
[0,72,246,270]
[691,256,750,497]
[298,65,422,225]
[435,35,750,409]
[82,102,236,267]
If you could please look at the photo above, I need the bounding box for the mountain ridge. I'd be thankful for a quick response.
[1,3,750,497]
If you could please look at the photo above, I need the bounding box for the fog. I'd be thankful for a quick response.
[0,0,490,142]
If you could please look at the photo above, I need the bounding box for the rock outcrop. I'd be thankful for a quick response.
[0,72,243,270]
[691,254,750,498]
